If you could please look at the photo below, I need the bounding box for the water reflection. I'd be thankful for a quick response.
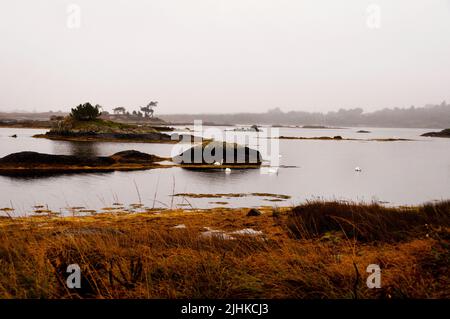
[0,170,116,180]
[53,141,100,157]
[181,167,256,183]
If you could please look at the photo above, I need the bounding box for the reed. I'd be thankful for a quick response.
[0,201,448,299]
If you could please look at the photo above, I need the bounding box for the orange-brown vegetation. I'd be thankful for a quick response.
[0,201,448,299]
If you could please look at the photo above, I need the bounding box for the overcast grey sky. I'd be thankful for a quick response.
[1,0,449,114]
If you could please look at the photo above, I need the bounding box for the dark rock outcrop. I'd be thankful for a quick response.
[32,118,183,143]
[173,141,262,166]
[0,150,165,174]
[421,129,450,138]
[44,130,173,142]
[231,125,261,132]
[247,209,262,216]
[0,151,114,166]
[110,150,164,163]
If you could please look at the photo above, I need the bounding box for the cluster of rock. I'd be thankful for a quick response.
[172,141,262,166]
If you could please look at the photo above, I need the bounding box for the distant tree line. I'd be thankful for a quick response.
[160,101,450,128]
[67,101,160,122]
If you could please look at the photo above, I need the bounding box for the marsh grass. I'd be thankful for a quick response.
[287,200,450,242]
[0,202,448,299]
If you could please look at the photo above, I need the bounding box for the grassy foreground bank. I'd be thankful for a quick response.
[0,201,448,299]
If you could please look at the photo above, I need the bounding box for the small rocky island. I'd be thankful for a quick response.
[32,103,191,143]
[301,125,343,129]
[33,117,179,143]
[173,141,263,168]
[0,150,167,174]
[421,128,450,138]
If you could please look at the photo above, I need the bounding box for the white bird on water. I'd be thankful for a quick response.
[225,168,231,174]
[355,167,362,172]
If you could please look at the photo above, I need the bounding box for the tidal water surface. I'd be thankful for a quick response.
[1,126,449,216]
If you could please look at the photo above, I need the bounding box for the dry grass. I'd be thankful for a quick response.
[0,201,448,299]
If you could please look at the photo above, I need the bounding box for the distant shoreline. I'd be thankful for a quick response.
[0,119,445,131]
[2,101,450,129]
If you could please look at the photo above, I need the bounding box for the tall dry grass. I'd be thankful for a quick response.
[0,201,448,299]
[287,200,450,242]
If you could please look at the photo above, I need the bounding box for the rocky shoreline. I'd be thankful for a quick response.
[421,128,450,138]
[33,131,178,143]
[30,118,184,143]
[0,150,169,174]
[0,140,265,175]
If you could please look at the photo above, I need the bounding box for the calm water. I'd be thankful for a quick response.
[1,126,450,216]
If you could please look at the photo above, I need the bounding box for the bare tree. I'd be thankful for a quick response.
[140,101,158,118]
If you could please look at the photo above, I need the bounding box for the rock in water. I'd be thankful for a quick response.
[421,128,450,138]
[0,150,164,172]
[0,151,114,166]
[173,141,262,166]
[110,150,164,163]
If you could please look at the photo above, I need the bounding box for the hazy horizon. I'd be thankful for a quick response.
[1,0,450,114]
